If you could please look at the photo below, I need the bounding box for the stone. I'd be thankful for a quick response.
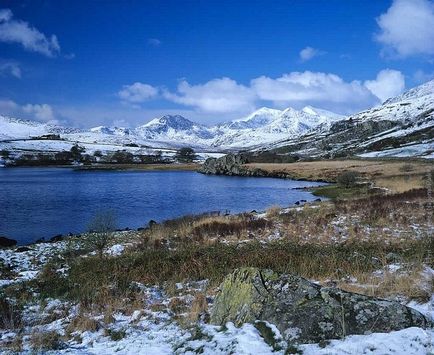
[0,236,17,248]
[210,268,430,344]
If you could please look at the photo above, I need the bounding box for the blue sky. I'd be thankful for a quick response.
[0,0,434,127]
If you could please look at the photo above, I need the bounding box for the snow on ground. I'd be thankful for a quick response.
[358,141,434,159]
[1,234,433,354]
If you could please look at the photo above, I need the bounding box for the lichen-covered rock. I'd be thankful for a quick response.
[199,154,249,175]
[210,268,430,344]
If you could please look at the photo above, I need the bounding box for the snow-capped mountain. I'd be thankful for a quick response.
[2,79,432,158]
[135,115,215,142]
[0,116,80,140]
[260,79,434,159]
[47,106,343,149]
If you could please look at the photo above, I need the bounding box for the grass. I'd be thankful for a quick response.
[311,185,370,199]
[244,159,433,193]
[30,188,433,313]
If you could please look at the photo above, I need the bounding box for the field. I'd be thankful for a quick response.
[245,159,433,193]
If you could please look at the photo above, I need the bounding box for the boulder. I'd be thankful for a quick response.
[0,236,17,248]
[210,268,430,344]
[199,154,249,175]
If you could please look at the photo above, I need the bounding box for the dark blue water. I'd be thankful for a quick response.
[0,168,325,245]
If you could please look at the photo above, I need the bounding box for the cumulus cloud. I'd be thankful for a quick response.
[0,8,60,57]
[22,103,55,122]
[375,0,434,57]
[163,77,256,114]
[364,69,405,102]
[118,82,159,103]
[251,71,379,113]
[121,69,406,116]
[0,61,21,78]
[299,47,324,62]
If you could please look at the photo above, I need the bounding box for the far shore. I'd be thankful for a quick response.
[73,163,200,171]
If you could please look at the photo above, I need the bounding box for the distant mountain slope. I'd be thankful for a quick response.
[0,106,341,150]
[260,80,434,159]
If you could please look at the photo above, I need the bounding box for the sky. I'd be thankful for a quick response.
[0,0,434,128]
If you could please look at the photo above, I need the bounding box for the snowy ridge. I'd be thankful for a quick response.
[0,106,344,150]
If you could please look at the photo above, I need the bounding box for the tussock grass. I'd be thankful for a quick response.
[32,187,433,315]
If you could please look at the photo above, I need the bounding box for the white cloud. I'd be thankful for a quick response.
[163,77,256,114]
[0,98,18,112]
[120,69,406,117]
[0,8,60,57]
[299,47,324,62]
[251,71,379,113]
[364,69,405,102]
[118,82,159,103]
[147,38,161,46]
[22,103,55,122]
[0,61,21,78]
[375,0,434,58]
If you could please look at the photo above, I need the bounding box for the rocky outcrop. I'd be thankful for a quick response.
[211,268,430,344]
[0,236,17,248]
[199,154,296,179]
[199,154,249,175]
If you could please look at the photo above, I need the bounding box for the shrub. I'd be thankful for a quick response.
[336,171,360,188]
[175,147,196,163]
[0,149,10,159]
[111,150,134,164]
[70,144,85,161]
[0,295,22,329]
[85,211,117,258]
[399,164,414,173]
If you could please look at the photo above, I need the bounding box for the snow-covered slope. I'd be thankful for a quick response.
[0,107,342,150]
[260,79,434,159]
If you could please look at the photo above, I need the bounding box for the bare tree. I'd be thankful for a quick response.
[86,210,117,258]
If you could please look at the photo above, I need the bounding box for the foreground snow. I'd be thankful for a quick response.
[1,234,433,354]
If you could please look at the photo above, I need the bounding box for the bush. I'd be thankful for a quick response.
[175,147,196,163]
[85,211,117,258]
[0,295,22,329]
[70,144,85,161]
[111,150,134,164]
[0,149,10,159]
[336,171,360,188]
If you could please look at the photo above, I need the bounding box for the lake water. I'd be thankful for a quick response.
[0,168,326,245]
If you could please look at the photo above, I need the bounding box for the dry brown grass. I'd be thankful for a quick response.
[188,293,208,322]
[29,330,64,351]
[266,205,282,218]
[66,313,101,334]
[338,263,432,303]
[140,213,273,246]
[245,159,433,192]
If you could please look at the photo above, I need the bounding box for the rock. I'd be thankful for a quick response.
[210,268,430,344]
[50,234,64,243]
[148,220,158,228]
[199,154,249,175]
[15,246,32,252]
[0,236,17,248]
[294,201,300,205]
[314,198,322,202]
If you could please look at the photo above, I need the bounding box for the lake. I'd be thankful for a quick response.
[0,167,326,245]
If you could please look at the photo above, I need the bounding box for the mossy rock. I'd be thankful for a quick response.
[211,268,431,344]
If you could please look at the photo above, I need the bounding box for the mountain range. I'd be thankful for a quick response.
[0,79,433,159]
